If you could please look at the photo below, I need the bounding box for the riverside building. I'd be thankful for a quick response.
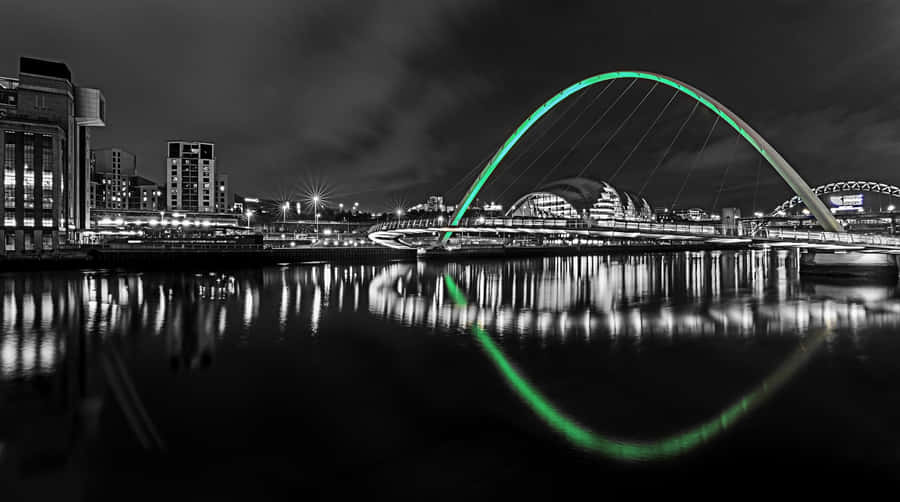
[1,56,105,253]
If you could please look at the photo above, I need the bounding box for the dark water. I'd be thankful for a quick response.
[2,250,900,498]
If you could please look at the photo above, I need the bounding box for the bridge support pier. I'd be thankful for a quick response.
[800,250,898,278]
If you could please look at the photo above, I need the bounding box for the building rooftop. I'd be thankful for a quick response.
[20,56,71,80]
[131,176,159,186]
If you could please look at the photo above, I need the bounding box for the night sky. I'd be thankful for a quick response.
[3,0,899,212]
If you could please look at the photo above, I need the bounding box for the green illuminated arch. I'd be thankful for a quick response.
[443,71,841,241]
[444,274,825,461]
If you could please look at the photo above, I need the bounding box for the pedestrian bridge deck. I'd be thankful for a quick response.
[368,217,900,252]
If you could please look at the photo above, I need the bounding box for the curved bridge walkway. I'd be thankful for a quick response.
[369,217,900,252]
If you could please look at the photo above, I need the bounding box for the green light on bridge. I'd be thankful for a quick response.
[442,70,837,242]
[443,274,824,461]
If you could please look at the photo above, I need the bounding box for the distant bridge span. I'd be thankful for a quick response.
[772,180,900,214]
[444,71,843,240]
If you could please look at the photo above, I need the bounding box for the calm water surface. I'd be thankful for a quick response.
[2,250,900,497]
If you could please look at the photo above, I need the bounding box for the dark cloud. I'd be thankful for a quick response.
[3,0,900,213]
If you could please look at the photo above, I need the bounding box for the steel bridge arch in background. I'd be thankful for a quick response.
[771,180,900,215]
[442,70,843,242]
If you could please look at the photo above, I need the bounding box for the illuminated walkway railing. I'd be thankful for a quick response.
[373,217,719,235]
[370,217,900,250]
[760,228,900,248]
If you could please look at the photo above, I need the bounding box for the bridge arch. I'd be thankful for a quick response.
[443,71,842,242]
[772,180,900,214]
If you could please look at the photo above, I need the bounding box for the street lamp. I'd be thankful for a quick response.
[245,210,254,230]
[889,204,896,212]
[312,195,320,240]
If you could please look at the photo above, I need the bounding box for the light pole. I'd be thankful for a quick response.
[282,202,289,224]
[312,195,320,241]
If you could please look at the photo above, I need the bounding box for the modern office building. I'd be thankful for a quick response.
[90,147,135,209]
[1,56,105,253]
[167,141,217,212]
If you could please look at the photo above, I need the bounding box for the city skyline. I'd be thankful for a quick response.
[5,1,900,212]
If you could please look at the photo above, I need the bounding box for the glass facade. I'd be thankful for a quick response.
[3,132,14,213]
[41,135,53,211]
[508,181,654,222]
[23,133,34,209]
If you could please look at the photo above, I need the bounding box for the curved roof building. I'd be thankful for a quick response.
[507,178,653,221]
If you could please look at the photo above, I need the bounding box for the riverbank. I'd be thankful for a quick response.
[0,242,768,271]
[0,246,417,271]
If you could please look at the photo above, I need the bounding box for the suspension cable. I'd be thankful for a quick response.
[637,101,699,199]
[575,82,658,179]
[490,85,591,183]
[608,89,678,183]
[671,115,720,211]
[525,79,638,192]
[711,134,741,211]
[492,80,617,200]
[444,89,591,201]
[751,156,762,214]
[443,150,496,199]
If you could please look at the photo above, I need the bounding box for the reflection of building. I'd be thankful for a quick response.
[507,178,653,221]
[1,56,105,253]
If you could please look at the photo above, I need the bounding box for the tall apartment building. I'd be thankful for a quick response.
[1,56,105,253]
[90,147,135,209]
[166,141,229,213]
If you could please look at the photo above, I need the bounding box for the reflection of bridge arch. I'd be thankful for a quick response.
[444,71,842,242]
[771,180,900,214]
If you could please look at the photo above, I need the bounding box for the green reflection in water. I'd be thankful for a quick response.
[444,274,825,461]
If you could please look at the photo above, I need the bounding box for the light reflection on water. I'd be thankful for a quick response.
[1,249,899,382]
[369,251,900,345]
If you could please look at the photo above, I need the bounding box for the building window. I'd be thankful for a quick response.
[23,134,34,209]
[41,136,53,209]
[3,132,15,210]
